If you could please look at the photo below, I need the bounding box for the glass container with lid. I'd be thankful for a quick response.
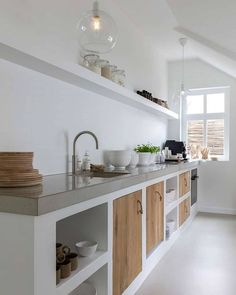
[96,59,110,77]
[112,69,126,86]
[102,64,117,80]
[83,54,100,74]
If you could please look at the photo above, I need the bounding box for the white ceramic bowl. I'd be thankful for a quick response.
[71,282,97,295]
[138,152,151,166]
[129,151,139,168]
[75,241,98,257]
[108,150,131,170]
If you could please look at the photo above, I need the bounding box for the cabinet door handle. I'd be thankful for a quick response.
[137,200,143,215]
[184,178,187,187]
[155,191,163,201]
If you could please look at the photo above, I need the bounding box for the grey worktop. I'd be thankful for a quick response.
[0,160,199,216]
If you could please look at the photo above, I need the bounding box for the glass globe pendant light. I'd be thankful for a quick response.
[77,1,118,54]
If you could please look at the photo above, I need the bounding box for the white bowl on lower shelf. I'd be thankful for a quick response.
[70,282,97,295]
[75,241,98,257]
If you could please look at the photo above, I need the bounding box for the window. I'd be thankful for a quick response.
[182,87,230,159]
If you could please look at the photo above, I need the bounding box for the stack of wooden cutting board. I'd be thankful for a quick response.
[0,152,42,187]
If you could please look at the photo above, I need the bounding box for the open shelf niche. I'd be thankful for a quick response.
[165,207,178,240]
[165,176,178,215]
[70,264,108,295]
[56,203,108,295]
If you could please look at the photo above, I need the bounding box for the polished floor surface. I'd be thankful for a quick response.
[136,213,236,295]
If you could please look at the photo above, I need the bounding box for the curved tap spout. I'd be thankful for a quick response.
[72,131,99,174]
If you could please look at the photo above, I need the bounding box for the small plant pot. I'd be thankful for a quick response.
[56,265,61,285]
[60,259,71,279]
[138,152,151,166]
[149,153,157,165]
[67,253,79,271]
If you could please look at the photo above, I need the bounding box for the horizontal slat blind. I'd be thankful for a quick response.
[207,119,224,155]
[187,120,204,147]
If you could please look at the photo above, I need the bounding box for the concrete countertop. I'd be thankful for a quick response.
[0,160,199,216]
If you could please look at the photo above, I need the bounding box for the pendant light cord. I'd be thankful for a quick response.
[182,43,185,91]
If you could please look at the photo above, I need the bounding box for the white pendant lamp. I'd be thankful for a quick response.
[77,1,118,54]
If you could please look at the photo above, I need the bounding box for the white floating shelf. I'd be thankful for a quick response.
[0,42,178,120]
[56,250,108,295]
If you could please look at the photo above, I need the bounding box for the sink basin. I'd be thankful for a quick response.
[92,171,130,178]
[69,171,130,178]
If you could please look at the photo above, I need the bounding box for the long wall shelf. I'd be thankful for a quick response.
[0,42,178,120]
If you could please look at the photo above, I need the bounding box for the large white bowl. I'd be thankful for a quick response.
[71,282,97,295]
[129,151,139,168]
[75,241,98,257]
[108,150,131,170]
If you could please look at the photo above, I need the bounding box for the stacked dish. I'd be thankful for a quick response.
[0,152,42,187]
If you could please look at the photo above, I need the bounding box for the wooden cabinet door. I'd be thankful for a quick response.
[113,191,142,295]
[179,171,190,197]
[185,197,191,220]
[179,197,191,226]
[146,182,164,255]
[179,200,186,226]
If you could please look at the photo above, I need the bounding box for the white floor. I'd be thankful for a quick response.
[136,213,236,295]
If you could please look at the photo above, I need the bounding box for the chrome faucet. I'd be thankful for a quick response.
[72,131,99,174]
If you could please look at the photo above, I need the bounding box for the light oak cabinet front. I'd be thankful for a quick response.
[179,171,190,197]
[179,197,191,226]
[146,182,164,255]
[113,191,142,295]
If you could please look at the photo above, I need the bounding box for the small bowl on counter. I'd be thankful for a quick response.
[107,150,131,170]
[75,241,98,257]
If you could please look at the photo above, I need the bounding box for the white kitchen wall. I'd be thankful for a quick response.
[0,0,168,175]
[168,58,236,213]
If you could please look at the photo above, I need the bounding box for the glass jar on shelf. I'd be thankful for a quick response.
[96,59,110,77]
[101,64,117,80]
[112,69,126,86]
[83,54,100,74]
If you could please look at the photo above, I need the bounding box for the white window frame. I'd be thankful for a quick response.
[182,87,230,160]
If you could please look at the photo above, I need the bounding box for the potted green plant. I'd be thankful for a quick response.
[134,144,160,166]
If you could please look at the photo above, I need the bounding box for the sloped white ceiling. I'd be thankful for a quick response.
[167,0,236,60]
[114,0,236,78]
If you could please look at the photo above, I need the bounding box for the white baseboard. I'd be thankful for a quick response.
[198,206,236,215]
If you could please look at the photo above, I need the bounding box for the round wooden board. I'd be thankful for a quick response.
[0,168,38,173]
[0,179,42,187]
[0,164,33,170]
[0,175,42,182]
[0,171,39,178]
[0,152,33,157]
[0,184,43,196]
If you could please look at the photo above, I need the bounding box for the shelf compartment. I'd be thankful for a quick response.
[0,42,178,120]
[165,199,178,216]
[57,251,108,295]
[56,203,108,294]
[165,176,178,215]
[165,208,178,240]
[70,264,108,295]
